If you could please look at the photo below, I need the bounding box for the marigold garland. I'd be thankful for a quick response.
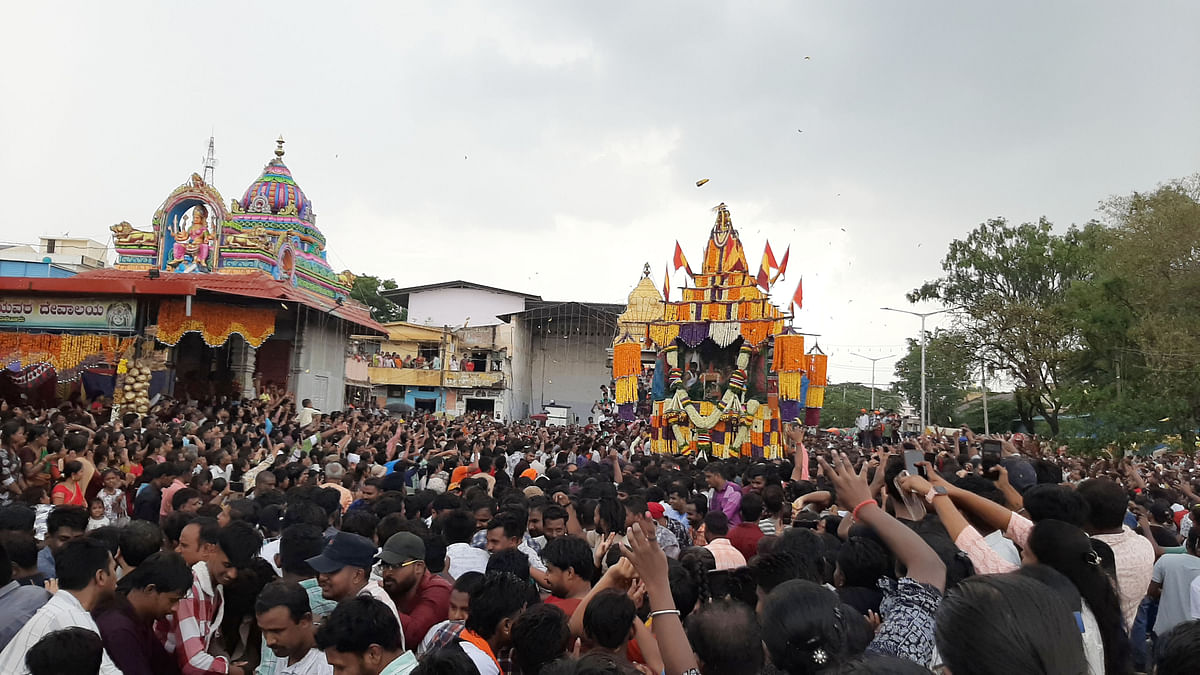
[0,333,135,379]
[612,342,642,378]
[778,371,805,400]
[772,334,806,372]
[807,353,829,386]
[806,385,826,408]
[156,300,276,348]
[615,375,638,404]
[647,324,679,348]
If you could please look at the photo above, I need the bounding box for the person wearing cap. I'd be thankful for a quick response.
[378,533,451,649]
[320,463,353,513]
[306,532,404,649]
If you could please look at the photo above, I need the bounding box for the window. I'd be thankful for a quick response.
[45,239,55,253]
[418,343,440,362]
[466,350,489,372]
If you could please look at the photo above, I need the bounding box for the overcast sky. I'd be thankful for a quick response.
[2,1,1198,387]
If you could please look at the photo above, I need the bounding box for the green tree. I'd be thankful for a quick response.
[892,329,975,427]
[350,274,406,323]
[1062,176,1200,449]
[910,217,1099,434]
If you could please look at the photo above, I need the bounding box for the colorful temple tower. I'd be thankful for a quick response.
[110,138,355,300]
[612,203,828,459]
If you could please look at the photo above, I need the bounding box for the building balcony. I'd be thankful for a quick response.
[368,367,444,387]
[444,370,504,389]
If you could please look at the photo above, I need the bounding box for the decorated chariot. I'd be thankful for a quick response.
[611,204,827,459]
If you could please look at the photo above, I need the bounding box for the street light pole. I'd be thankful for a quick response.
[881,306,955,433]
[850,352,895,411]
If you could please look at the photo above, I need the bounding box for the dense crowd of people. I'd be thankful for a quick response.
[0,392,1199,675]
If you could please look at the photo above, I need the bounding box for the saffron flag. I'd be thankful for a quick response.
[662,264,671,301]
[792,277,803,310]
[672,241,693,276]
[756,241,778,291]
[771,246,790,284]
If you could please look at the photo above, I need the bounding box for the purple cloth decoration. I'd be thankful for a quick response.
[618,403,635,421]
[678,322,709,347]
[780,399,802,423]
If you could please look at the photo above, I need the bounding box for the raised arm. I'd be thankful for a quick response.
[819,453,945,591]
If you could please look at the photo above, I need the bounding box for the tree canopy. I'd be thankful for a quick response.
[349,274,406,323]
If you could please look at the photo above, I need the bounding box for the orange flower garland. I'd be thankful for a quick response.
[0,333,134,372]
[772,334,806,372]
[156,300,276,348]
[807,353,829,386]
[612,341,643,378]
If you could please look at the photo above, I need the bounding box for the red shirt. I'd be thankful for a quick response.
[397,571,452,649]
[727,521,765,561]
[545,595,583,618]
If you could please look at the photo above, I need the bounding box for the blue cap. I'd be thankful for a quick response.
[305,531,377,574]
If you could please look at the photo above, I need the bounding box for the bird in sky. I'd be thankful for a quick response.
[696,178,709,187]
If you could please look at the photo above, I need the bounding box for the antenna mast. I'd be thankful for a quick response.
[202,136,218,184]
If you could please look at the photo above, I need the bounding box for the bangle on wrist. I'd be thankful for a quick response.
[649,609,681,618]
[851,499,876,521]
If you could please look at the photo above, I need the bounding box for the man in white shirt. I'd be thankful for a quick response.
[255,580,332,675]
[0,537,121,674]
[443,511,490,579]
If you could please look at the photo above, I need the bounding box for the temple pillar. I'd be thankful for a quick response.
[230,335,258,400]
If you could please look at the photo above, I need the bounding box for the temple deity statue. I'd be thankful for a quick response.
[169,205,212,272]
[702,203,750,274]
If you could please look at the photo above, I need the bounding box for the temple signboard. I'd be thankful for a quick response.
[0,296,137,332]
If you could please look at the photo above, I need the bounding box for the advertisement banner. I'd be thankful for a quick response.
[0,296,137,332]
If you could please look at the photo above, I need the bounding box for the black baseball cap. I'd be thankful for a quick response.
[305,531,377,574]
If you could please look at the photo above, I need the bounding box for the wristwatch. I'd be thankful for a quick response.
[924,486,948,504]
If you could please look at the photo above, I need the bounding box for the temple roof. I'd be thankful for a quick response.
[239,138,314,223]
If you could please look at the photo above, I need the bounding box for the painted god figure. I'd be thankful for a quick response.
[169,205,212,272]
[703,203,750,274]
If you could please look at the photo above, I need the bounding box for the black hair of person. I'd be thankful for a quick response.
[740,491,765,522]
[1155,619,1200,675]
[25,627,103,675]
[595,496,627,536]
[340,510,378,540]
[283,501,329,529]
[85,526,121,557]
[171,487,201,511]
[570,652,643,675]
[278,523,325,576]
[218,520,264,567]
[1023,484,1091,528]
[118,521,164,568]
[189,516,222,545]
[1015,564,1082,610]
[1028,519,1133,675]
[410,642,480,675]
[440,509,476,545]
[226,498,261,525]
[47,505,88,536]
[540,534,595,581]
[582,588,636,650]
[761,579,851,675]
[1075,478,1128,531]
[836,537,889,588]
[774,526,828,584]
[485,511,527,540]
[511,603,571,673]
[117,551,193,595]
[255,579,312,622]
[465,572,529,639]
[841,604,875,655]
[685,599,764,675]
[703,510,730,538]
[160,511,197,545]
[315,595,402,654]
[453,570,485,594]
[485,548,531,582]
[55,536,113,592]
[0,531,38,572]
[0,504,35,532]
[935,573,1089,675]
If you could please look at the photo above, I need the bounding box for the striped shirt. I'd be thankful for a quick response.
[156,560,228,674]
[0,590,122,674]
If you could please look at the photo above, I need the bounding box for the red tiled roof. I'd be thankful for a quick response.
[0,269,385,334]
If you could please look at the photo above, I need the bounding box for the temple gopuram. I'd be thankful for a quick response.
[612,204,827,459]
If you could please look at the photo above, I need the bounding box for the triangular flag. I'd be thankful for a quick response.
[765,241,779,270]
[672,241,693,276]
[756,242,776,291]
[771,246,790,284]
[792,277,803,310]
[662,264,671,301]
